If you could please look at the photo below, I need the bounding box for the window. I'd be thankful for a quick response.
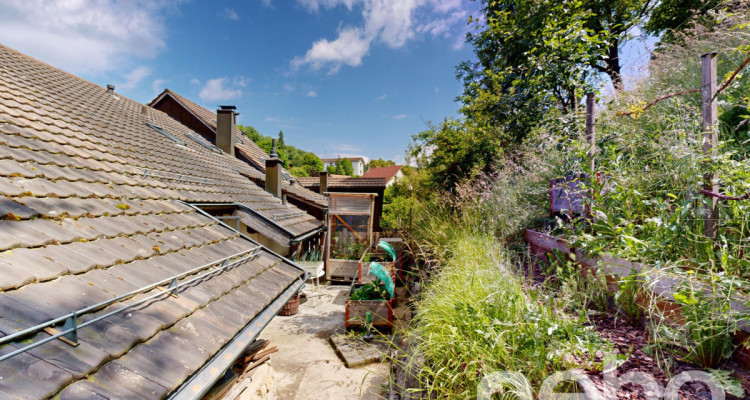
[187,132,223,153]
[145,123,186,146]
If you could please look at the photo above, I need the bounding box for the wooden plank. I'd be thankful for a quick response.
[43,327,79,347]
[701,51,719,241]
[585,93,596,172]
[251,346,278,361]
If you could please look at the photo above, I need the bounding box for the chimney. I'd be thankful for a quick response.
[319,171,328,195]
[282,194,288,206]
[141,105,148,115]
[216,105,237,156]
[265,139,282,198]
[106,84,115,94]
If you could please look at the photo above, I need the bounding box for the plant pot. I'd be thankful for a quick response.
[279,294,300,316]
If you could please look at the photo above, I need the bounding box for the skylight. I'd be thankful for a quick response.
[145,122,185,146]
[236,134,244,144]
[187,132,223,153]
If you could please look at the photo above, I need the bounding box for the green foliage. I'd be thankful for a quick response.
[409,118,500,189]
[615,274,644,326]
[350,279,388,301]
[337,157,353,176]
[367,158,396,172]
[237,125,323,177]
[644,0,723,42]
[405,229,609,398]
[458,0,605,143]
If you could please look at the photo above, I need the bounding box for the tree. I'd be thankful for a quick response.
[277,130,285,148]
[643,0,722,43]
[410,118,499,189]
[582,0,659,92]
[336,158,354,176]
[367,158,396,171]
[458,0,604,144]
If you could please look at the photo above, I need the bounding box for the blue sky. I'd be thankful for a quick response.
[0,0,654,163]
[0,0,480,163]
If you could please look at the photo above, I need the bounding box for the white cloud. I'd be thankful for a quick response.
[199,77,248,101]
[118,66,151,90]
[393,113,406,119]
[222,7,239,20]
[283,83,296,91]
[291,27,370,73]
[298,0,357,12]
[332,143,362,153]
[307,90,318,97]
[152,79,166,93]
[190,78,201,85]
[0,0,179,74]
[375,94,387,101]
[262,0,273,7]
[292,0,469,73]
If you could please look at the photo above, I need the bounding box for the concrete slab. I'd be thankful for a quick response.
[329,334,387,368]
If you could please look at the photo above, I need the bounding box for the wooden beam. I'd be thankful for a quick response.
[335,214,365,242]
[701,52,719,242]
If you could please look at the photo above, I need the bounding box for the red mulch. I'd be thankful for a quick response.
[583,313,749,399]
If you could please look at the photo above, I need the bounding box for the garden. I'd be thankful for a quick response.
[381,3,750,399]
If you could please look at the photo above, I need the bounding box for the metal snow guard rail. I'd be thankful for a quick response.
[0,245,263,362]
[136,166,215,185]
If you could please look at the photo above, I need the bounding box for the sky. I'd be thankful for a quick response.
[0,0,481,163]
[0,0,655,163]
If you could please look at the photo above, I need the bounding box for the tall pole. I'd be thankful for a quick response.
[701,52,719,242]
[585,93,596,173]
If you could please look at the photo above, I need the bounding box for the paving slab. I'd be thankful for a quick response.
[329,334,387,368]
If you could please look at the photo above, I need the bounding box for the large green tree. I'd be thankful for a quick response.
[458,0,603,144]
[582,0,659,92]
[644,0,723,43]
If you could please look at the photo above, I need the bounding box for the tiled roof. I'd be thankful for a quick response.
[362,165,402,182]
[150,89,327,209]
[297,176,387,189]
[0,43,308,398]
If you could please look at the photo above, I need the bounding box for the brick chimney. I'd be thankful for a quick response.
[265,139,282,198]
[319,171,328,195]
[216,105,237,156]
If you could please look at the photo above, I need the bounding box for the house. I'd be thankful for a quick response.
[0,43,314,399]
[149,89,329,222]
[320,156,369,176]
[362,165,403,187]
[297,173,387,231]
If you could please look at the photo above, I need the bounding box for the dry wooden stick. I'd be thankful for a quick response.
[700,189,750,201]
[616,54,750,117]
[252,346,278,361]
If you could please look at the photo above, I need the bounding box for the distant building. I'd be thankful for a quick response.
[362,165,403,187]
[320,156,369,176]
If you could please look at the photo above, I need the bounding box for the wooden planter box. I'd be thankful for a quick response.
[358,250,397,284]
[329,259,360,283]
[524,229,750,369]
[345,284,394,329]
